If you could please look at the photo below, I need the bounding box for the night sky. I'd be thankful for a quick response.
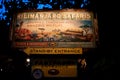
[0,0,119,80]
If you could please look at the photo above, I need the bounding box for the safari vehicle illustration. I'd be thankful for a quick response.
[10,9,98,79]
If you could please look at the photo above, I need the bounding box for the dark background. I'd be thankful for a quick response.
[0,0,119,80]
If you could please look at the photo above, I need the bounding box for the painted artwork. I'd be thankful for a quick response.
[11,9,96,49]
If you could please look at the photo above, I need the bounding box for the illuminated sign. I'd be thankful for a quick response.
[11,9,96,54]
[24,47,82,55]
[32,65,77,77]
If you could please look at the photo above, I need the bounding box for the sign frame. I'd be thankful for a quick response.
[10,9,97,54]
